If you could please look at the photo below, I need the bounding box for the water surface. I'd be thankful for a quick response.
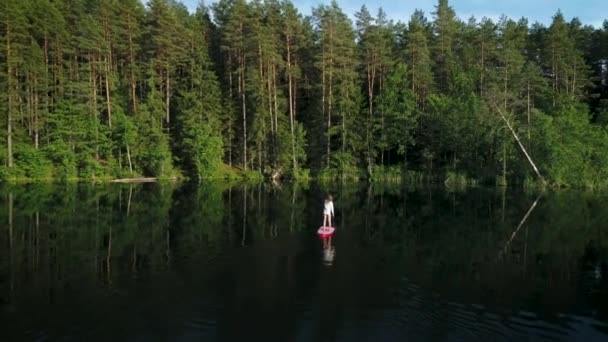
[1,183,607,341]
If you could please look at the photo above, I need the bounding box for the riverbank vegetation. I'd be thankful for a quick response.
[1,0,607,187]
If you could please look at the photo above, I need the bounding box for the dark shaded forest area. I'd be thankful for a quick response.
[1,0,607,187]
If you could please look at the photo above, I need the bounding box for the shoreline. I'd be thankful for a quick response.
[1,167,606,190]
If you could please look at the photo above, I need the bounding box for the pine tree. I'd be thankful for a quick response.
[519,62,548,146]
[114,0,145,115]
[174,3,224,179]
[145,0,185,127]
[432,0,458,93]
[544,11,590,105]
[281,0,307,175]
[404,10,433,108]
[495,17,527,111]
[475,17,498,97]
[313,1,359,172]
[377,63,418,167]
[23,0,65,151]
[355,5,394,174]
[135,68,173,176]
[1,0,29,168]
[221,0,251,170]
[355,5,374,172]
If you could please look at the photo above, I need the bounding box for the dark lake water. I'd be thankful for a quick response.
[1,182,608,341]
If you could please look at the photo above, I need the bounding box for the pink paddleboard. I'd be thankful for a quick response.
[317,226,335,237]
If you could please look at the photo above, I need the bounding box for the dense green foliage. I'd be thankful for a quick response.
[1,0,607,187]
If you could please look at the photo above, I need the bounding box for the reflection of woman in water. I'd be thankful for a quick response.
[322,236,335,266]
[319,235,337,341]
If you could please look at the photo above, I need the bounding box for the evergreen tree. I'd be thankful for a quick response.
[432,0,458,93]
[377,63,418,167]
[281,0,308,176]
[313,1,360,173]
[473,17,498,97]
[0,0,606,186]
[355,6,394,174]
[404,10,433,108]
[145,0,185,127]
[221,0,251,170]
[174,4,224,179]
[1,0,29,168]
[135,69,173,176]
[544,11,590,106]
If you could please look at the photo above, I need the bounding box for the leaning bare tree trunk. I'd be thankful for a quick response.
[126,143,133,174]
[493,103,547,185]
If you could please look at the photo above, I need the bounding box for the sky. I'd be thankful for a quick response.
[179,0,607,28]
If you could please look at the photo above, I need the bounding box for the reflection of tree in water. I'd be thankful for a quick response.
[328,185,608,321]
[0,182,311,340]
[1,183,608,339]
[580,241,608,322]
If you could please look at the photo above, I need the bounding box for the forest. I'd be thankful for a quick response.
[1,0,607,187]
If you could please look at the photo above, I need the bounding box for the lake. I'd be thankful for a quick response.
[1,182,607,341]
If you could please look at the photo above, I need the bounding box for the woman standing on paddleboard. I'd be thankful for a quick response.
[323,194,334,227]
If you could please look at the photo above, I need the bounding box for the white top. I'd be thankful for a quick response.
[324,201,334,216]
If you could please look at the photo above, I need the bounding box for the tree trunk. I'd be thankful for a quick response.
[127,13,137,114]
[342,62,347,156]
[264,53,273,168]
[327,33,333,168]
[367,53,376,177]
[105,56,112,128]
[259,44,269,170]
[504,61,508,111]
[552,45,557,107]
[228,52,233,167]
[44,34,50,144]
[286,37,297,172]
[26,74,33,137]
[480,42,484,97]
[90,55,99,160]
[126,143,133,174]
[165,66,170,125]
[273,62,279,166]
[411,47,416,92]
[379,70,385,164]
[321,45,327,167]
[34,76,39,149]
[6,22,13,168]
[241,51,247,171]
[572,58,577,95]
[503,141,507,186]
[493,103,546,185]
[527,79,531,147]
